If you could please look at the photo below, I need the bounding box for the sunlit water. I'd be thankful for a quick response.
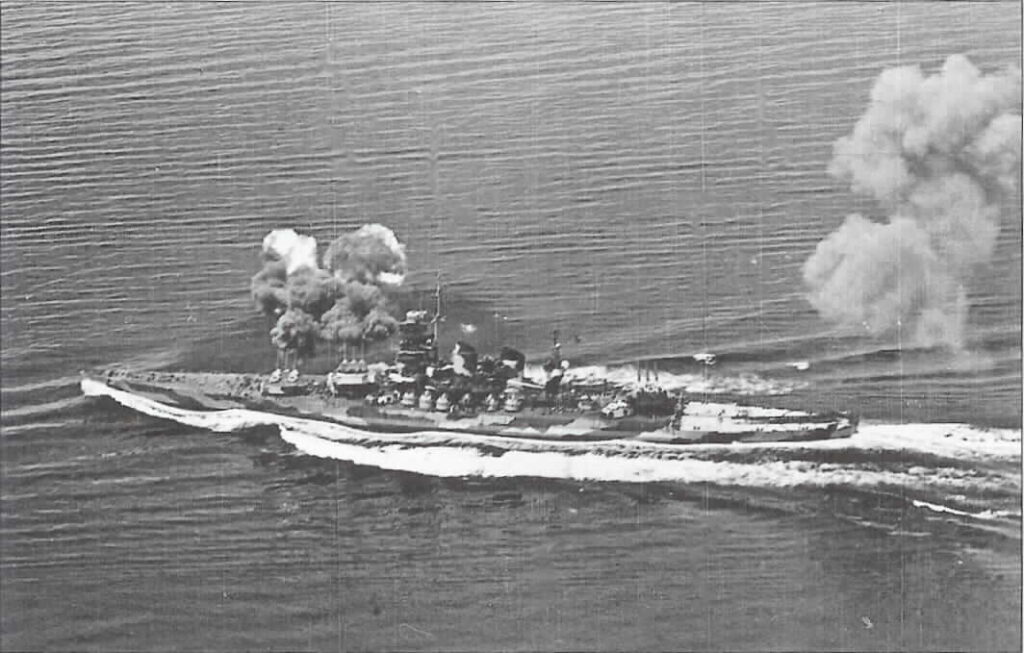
[2,2,1020,650]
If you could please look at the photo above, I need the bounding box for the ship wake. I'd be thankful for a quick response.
[82,377,1020,528]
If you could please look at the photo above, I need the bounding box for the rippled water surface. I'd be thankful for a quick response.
[2,2,1021,651]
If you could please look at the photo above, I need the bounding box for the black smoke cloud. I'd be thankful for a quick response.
[803,55,1021,349]
[251,225,406,357]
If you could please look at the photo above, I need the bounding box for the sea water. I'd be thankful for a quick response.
[2,2,1020,650]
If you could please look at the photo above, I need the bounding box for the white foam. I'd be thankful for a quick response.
[847,422,1021,460]
[684,421,1021,462]
[911,499,1021,522]
[278,426,1015,491]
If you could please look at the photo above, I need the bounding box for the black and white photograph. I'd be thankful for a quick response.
[1,1,1021,651]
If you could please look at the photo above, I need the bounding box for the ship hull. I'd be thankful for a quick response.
[84,369,855,445]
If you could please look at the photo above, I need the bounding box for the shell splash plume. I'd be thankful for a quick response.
[250,225,407,358]
[803,55,1022,349]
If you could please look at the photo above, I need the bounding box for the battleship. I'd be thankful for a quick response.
[82,283,857,445]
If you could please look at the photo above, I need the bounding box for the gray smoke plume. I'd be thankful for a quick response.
[286,267,341,320]
[803,55,1021,349]
[251,224,406,355]
[251,259,289,316]
[271,308,319,358]
[324,223,407,286]
[317,282,399,347]
[318,300,363,344]
[360,307,400,342]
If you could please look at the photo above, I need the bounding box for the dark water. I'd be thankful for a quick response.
[1,2,1021,651]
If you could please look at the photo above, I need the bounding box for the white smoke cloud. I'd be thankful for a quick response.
[262,229,320,274]
[804,54,1021,349]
